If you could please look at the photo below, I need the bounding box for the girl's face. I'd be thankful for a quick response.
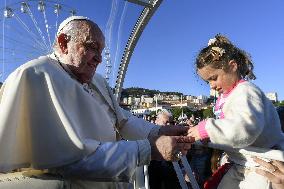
[197,60,240,94]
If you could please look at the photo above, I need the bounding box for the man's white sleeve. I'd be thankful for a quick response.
[54,139,151,181]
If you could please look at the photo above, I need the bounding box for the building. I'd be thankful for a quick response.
[197,95,208,104]
[266,92,278,103]
[186,95,195,101]
[210,89,219,97]
[143,97,154,104]
[127,96,134,105]
[154,93,164,101]
[171,102,194,109]
[193,98,203,104]
[122,97,128,104]
[134,97,141,104]
[131,106,164,117]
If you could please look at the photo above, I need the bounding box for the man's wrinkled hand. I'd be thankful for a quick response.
[149,135,194,161]
[158,125,189,136]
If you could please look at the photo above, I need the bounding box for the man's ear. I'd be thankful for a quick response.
[228,60,238,72]
[57,33,69,54]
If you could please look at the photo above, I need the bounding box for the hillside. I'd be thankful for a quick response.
[121,87,183,98]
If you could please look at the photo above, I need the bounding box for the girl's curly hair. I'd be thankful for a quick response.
[195,34,256,80]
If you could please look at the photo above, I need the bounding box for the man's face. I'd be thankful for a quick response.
[155,114,170,126]
[66,23,105,83]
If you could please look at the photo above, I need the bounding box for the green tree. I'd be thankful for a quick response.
[171,107,182,120]
[202,107,214,118]
[275,100,284,107]
[183,107,194,118]
[170,107,195,120]
[149,111,157,117]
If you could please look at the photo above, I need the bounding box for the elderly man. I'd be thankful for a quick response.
[0,16,192,188]
[155,109,173,126]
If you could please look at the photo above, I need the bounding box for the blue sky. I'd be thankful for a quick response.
[1,0,284,100]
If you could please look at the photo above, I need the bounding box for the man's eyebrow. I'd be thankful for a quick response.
[85,40,96,45]
[85,41,99,49]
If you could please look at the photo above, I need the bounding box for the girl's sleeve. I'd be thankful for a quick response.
[204,85,265,148]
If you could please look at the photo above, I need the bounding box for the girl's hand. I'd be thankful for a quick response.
[188,126,201,141]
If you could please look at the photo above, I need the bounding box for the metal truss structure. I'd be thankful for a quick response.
[114,0,163,100]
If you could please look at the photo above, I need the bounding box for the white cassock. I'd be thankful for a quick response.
[0,54,156,187]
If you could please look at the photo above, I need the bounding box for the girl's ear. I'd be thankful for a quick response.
[228,60,238,72]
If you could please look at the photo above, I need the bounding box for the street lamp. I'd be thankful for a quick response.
[155,94,158,114]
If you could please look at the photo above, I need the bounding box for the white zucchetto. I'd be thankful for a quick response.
[57,16,90,35]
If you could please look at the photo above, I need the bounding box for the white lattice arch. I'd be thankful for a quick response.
[114,0,163,100]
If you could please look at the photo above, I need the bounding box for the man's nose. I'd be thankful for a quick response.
[93,54,102,63]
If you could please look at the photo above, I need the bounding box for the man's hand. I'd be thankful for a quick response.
[158,125,189,136]
[149,135,194,161]
[188,126,201,141]
[254,157,284,189]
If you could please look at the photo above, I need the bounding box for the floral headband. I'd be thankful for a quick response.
[207,37,225,61]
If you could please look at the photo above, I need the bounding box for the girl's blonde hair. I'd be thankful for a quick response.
[195,34,256,80]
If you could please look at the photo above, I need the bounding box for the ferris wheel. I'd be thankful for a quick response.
[0,0,163,100]
[0,0,77,81]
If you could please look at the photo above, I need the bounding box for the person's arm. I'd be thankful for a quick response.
[188,84,265,148]
[104,77,189,140]
[64,75,192,181]
[53,135,193,181]
[119,112,190,140]
[117,110,157,140]
[54,140,148,182]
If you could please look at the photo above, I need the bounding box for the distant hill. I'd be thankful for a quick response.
[121,87,183,98]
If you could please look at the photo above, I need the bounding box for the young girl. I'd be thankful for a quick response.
[188,34,284,189]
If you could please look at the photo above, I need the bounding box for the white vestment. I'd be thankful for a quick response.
[0,55,155,176]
